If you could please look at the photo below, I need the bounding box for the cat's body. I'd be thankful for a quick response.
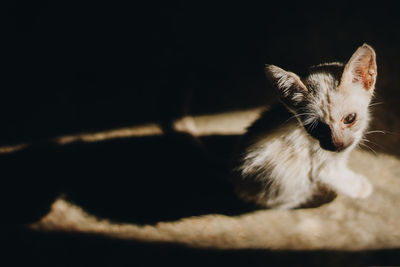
[233,44,377,209]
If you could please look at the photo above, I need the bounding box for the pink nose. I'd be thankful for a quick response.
[333,140,344,151]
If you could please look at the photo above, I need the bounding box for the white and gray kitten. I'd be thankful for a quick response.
[233,44,377,209]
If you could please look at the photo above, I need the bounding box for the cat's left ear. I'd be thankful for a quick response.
[265,64,309,109]
[341,43,377,94]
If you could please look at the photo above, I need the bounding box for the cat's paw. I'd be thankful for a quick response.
[350,174,373,199]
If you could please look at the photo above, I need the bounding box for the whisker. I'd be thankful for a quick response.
[307,119,319,131]
[361,138,384,149]
[358,142,377,155]
[365,130,387,135]
[290,112,314,119]
[285,112,315,124]
[368,101,384,107]
[365,130,399,136]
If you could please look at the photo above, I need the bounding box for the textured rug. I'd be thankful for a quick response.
[28,108,400,251]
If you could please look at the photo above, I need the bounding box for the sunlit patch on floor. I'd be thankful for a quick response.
[0,108,262,154]
[21,108,400,251]
[0,143,30,154]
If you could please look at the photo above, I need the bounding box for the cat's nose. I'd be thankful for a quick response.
[333,140,344,151]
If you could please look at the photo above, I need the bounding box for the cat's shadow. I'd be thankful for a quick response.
[2,131,258,225]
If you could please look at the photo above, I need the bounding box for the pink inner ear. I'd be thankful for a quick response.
[352,54,376,90]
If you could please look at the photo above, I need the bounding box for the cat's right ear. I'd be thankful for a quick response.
[340,44,377,94]
[265,64,308,109]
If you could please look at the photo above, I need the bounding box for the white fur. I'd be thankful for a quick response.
[237,117,372,209]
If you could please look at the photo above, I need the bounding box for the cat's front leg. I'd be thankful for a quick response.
[319,167,373,199]
[343,171,373,199]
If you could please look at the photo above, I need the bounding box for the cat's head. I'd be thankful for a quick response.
[265,44,377,152]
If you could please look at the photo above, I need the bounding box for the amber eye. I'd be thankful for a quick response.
[343,113,357,124]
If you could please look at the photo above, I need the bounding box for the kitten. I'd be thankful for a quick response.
[232,44,377,209]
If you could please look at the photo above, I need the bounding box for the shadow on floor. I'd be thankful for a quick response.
[1,131,258,225]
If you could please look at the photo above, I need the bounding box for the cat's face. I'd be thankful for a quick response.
[301,69,373,152]
[265,44,377,152]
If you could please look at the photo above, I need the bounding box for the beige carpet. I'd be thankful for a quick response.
[26,107,400,251]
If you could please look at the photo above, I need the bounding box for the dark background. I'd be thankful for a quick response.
[6,1,400,143]
[4,1,400,266]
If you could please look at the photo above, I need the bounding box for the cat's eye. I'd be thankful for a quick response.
[343,113,357,125]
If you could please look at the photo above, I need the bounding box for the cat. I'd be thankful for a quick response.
[232,44,377,209]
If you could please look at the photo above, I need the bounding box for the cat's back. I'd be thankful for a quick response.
[246,104,292,133]
[238,103,299,149]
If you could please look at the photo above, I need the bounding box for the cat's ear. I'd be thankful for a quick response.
[340,44,377,94]
[265,64,308,109]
